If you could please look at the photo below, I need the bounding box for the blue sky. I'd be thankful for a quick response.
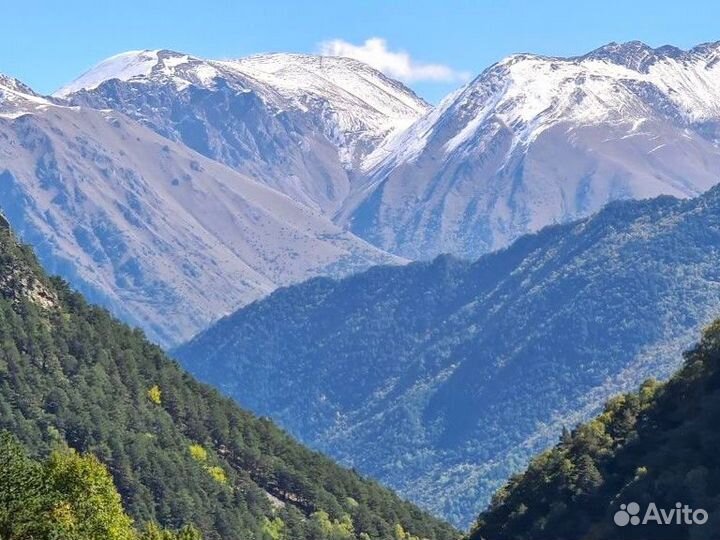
[2,0,720,102]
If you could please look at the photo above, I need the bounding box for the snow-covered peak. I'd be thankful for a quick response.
[580,40,720,71]
[227,53,430,163]
[0,74,56,118]
[58,49,428,115]
[55,49,198,96]
[502,40,720,123]
[229,53,429,119]
[368,40,720,169]
[57,49,430,169]
[0,74,39,97]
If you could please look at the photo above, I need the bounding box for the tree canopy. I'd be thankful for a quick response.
[0,432,200,540]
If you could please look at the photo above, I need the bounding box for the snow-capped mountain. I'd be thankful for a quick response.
[232,53,430,161]
[57,50,429,214]
[340,41,720,259]
[8,40,720,347]
[59,42,720,262]
[0,75,400,346]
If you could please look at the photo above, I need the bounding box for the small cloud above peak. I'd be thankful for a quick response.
[318,37,470,83]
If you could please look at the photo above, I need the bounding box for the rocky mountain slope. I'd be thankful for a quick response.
[175,186,720,527]
[58,49,429,215]
[19,41,720,347]
[340,41,720,259]
[0,221,457,540]
[0,74,399,346]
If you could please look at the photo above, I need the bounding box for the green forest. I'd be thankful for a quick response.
[0,224,457,540]
[471,320,720,540]
[174,186,720,527]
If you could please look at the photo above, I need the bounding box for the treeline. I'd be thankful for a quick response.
[0,225,457,540]
[471,320,720,540]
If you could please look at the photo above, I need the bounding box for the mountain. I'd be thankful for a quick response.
[57,49,429,215]
[339,41,720,259]
[174,186,720,527]
[0,73,399,347]
[471,319,720,540]
[54,42,720,263]
[0,221,457,540]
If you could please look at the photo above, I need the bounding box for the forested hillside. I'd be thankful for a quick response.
[471,319,720,540]
[0,223,457,540]
[175,186,720,526]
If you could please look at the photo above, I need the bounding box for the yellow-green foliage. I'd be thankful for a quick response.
[311,511,354,539]
[393,523,424,540]
[261,516,285,540]
[205,466,227,485]
[188,444,227,484]
[0,433,202,540]
[147,385,162,405]
[46,447,136,540]
[188,444,208,462]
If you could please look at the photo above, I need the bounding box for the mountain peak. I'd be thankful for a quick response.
[0,74,39,97]
[55,49,429,130]
[0,73,55,117]
[228,52,430,116]
[56,49,428,111]
[582,40,682,72]
[586,39,656,55]
[579,40,720,72]
[54,49,195,96]
[234,51,425,98]
[352,38,720,260]
[493,40,720,76]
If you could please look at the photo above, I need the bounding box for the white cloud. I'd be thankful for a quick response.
[318,37,470,83]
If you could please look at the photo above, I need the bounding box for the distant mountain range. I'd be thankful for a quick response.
[2,41,720,345]
[341,41,720,259]
[0,68,402,346]
[57,49,430,215]
[174,185,720,527]
[60,43,720,261]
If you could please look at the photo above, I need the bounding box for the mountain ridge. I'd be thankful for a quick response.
[341,39,720,259]
[0,73,401,346]
[471,318,720,539]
